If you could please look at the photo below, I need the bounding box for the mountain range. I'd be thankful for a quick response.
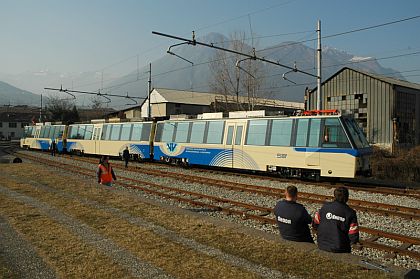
[0,32,406,107]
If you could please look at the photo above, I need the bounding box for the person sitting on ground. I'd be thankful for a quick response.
[273,185,314,243]
[312,187,359,253]
[97,156,117,187]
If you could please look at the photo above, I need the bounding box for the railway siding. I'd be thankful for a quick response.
[0,162,400,278]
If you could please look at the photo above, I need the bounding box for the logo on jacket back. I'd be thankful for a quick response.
[326,212,345,222]
[277,216,292,224]
[167,142,177,152]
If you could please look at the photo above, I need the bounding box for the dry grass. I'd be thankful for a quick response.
[370,146,420,182]
[0,163,394,279]
[0,193,132,278]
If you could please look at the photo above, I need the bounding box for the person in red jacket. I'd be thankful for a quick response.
[312,187,359,253]
[97,156,117,187]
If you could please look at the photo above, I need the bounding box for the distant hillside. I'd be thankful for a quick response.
[0,32,407,108]
[0,81,40,106]
[104,32,406,106]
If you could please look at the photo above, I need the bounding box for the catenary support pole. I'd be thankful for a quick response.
[148,63,152,119]
[317,20,322,111]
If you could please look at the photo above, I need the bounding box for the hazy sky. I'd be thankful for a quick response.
[2,0,420,90]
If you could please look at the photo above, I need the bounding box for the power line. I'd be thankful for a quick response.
[258,15,420,54]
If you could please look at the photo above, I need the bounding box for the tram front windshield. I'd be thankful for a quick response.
[343,117,370,149]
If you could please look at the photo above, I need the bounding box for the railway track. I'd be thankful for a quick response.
[17,151,420,261]
[52,154,420,221]
[194,167,420,199]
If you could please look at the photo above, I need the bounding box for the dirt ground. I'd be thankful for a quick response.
[0,162,396,279]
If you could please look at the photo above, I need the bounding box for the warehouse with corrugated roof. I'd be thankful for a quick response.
[308,67,420,150]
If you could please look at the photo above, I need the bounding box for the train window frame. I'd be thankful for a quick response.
[174,121,190,143]
[189,121,206,144]
[205,120,225,144]
[141,123,152,142]
[308,119,322,147]
[102,125,111,140]
[84,125,94,140]
[226,126,234,145]
[269,119,293,146]
[295,119,310,147]
[131,123,143,141]
[160,122,176,142]
[120,123,133,141]
[235,126,243,145]
[110,124,122,141]
[321,118,351,148]
[245,119,268,146]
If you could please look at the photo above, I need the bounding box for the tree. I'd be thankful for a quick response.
[91,95,104,109]
[45,96,80,123]
[209,32,268,111]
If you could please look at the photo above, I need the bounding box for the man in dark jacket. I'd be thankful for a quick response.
[312,187,359,253]
[122,147,130,168]
[273,186,313,243]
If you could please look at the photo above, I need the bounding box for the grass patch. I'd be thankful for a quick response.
[0,193,132,278]
[1,163,393,279]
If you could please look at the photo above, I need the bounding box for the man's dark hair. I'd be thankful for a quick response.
[334,187,349,203]
[286,186,298,198]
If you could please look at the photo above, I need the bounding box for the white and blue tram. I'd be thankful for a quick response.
[20,123,66,152]
[153,112,371,179]
[65,121,153,159]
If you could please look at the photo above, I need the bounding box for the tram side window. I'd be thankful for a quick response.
[246,120,268,146]
[55,126,63,139]
[40,126,47,138]
[175,122,190,143]
[131,124,143,141]
[206,121,225,144]
[48,126,56,138]
[102,125,111,140]
[76,125,86,139]
[270,119,293,146]
[308,119,321,147]
[110,125,122,141]
[120,124,132,141]
[161,122,176,142]
[295,119,309,147]
[189,121,205,143]
[84,125,94,140]
[141,123,151,141]
[322,118,351,148]
[68,126,77,139]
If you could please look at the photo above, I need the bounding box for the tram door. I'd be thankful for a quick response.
[225,122,245,169]
[92,127,102,154]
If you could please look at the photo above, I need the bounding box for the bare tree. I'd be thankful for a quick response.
[90,95,104,109]
[209,31,267,111]
[45,96,79,123]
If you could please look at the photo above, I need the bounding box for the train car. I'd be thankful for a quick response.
[20,123,67,152]
[153,111,371,179]
[66,120,153,159]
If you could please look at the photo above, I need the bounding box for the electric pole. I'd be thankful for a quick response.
[148,63,152,119]
[317,20,322,111]
[39,94,42,123]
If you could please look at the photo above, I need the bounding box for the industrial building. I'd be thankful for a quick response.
[108,88,304,120]
[0,105,36,140]
[308,67,420,150]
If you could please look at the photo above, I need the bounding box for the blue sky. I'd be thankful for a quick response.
[1,0,420,89]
